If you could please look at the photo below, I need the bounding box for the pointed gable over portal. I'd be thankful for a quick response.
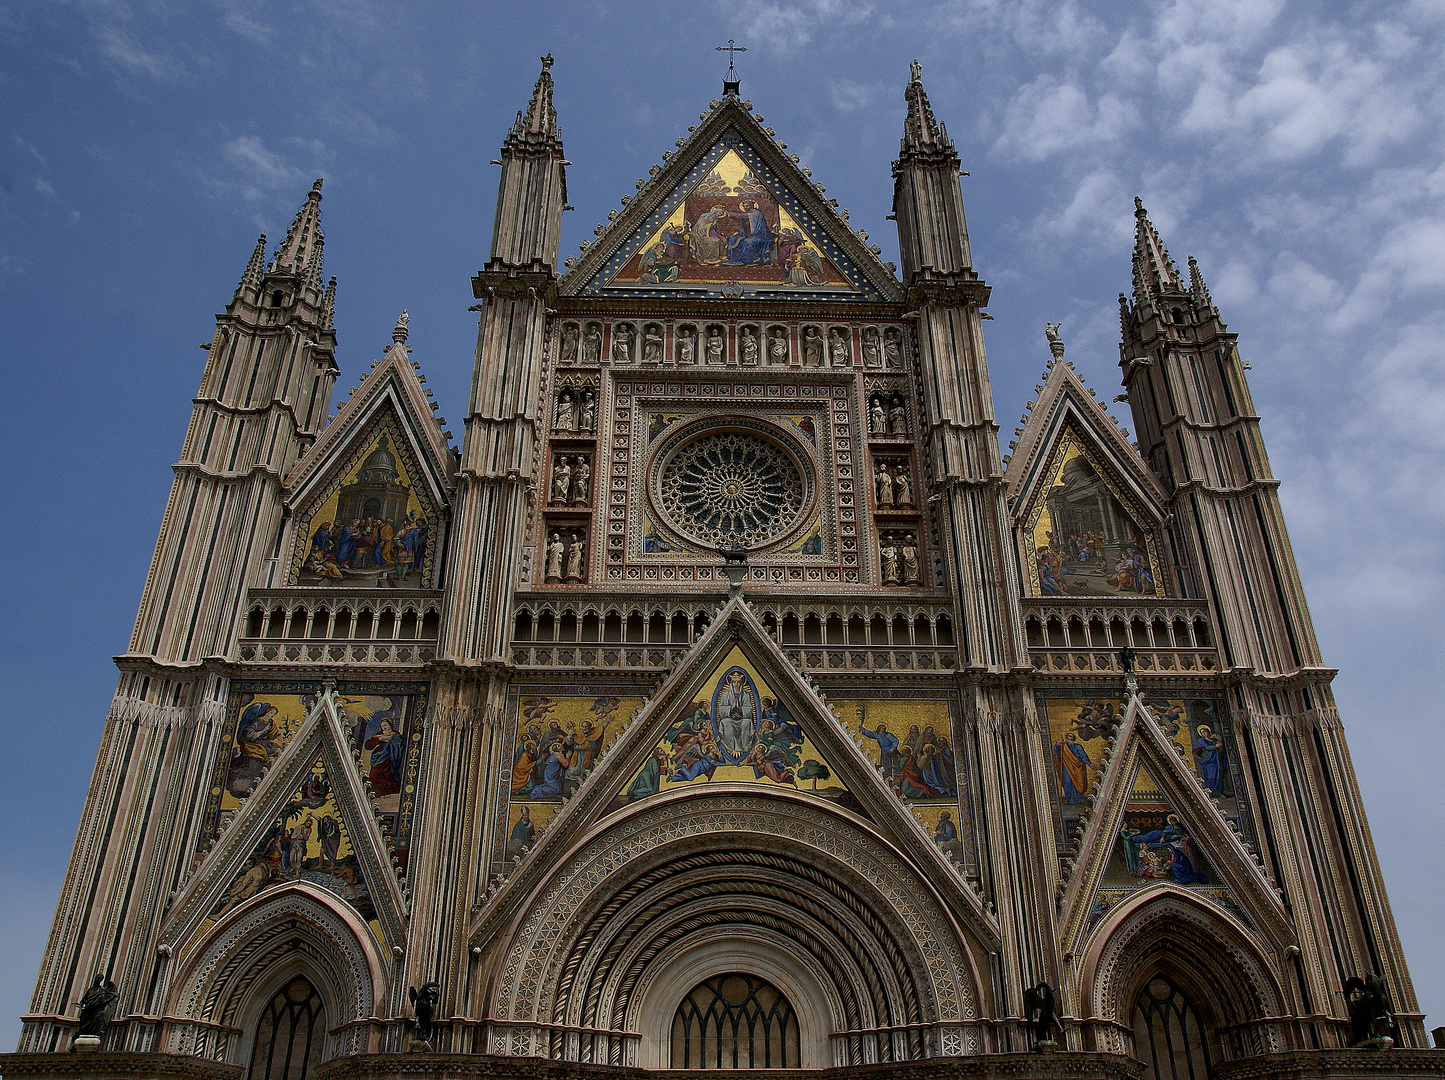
[563,95,901,301]
[1005,339,1172,598]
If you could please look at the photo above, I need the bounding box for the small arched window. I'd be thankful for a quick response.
[671,973,799,1069]
[249,976,325,1080]
[1132,973,1211,1080]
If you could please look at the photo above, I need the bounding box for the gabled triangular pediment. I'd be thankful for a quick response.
[1049,691,1293,956]
[1005,353,1172,597]
[281,335,453,588]
[561,97,901,301]
[471,595,996,951]
[163,691,409,958]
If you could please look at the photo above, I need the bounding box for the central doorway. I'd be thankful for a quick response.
[671,973,801,1069]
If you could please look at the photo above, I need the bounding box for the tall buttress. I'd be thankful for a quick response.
[412,57,567,1005]
[1120,200,1420,1030]
[24,184,339,1045]
[892,64,1052,1035]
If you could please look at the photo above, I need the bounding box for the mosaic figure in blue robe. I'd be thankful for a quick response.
[725,201,774,265]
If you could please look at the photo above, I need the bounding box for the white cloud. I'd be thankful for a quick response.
[33,177,56,197]
[217,134,308,201]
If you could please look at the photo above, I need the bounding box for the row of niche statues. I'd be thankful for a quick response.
[869,393,910,436]
[557,321,904,369]
[544,529,587,584]
[881,532,923,586]
[874,461,915,509]
[550,454,591,506]
[552,388,597,433]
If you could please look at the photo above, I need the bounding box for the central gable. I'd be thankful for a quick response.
[570,119,894,302]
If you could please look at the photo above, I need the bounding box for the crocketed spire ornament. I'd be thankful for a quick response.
[1131,196,1182,304]
[271,178,324,278]
[236,233,266,297]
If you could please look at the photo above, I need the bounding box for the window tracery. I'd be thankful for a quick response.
[657,431,807,548]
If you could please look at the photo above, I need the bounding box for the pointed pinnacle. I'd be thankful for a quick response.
[514,53,557,139]
[900,59,952,157]
[1187,255,1214,309]
[271,179,324,277]
[1131,197,1181,304]
[321,276,336,331]
[237,233,267,296]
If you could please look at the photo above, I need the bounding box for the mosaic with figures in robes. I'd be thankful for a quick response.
[1037,691,1255,928]
[1024,436,1165,598]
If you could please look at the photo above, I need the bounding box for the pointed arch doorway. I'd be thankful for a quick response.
[671,973,801,1069]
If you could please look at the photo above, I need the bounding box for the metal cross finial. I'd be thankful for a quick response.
[716,39,747,79]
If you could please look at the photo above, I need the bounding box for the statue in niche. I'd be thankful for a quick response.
[545,533,565,582]
[565,531,585,582]
[769,327,789,365]
[862,329,881,367]
[554,390,575,431]
[901,534,921,585]
[572,458,590,504]
[802,326,823,367]
[579,390,596,432]
[876,463,895,508]
[559,323,578,364]
[706,327,725,364]
[612,324,632,363]
[582,324,602,364]
[551,456,572,504]
[895,464,914,508]
[883,327,903,368]
[881,540,900,585]
[870,395,887,434]
[829,327,851,367]
[643,325,663,363]
[739,326,759,365]
[888,396,907,435]
[678,330,695,365]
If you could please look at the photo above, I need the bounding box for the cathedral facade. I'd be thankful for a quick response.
[7,58,1441,1080]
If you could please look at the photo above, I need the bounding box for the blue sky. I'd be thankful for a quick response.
[2,0,1443,1041]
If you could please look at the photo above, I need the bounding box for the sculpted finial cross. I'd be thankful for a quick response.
[716,39,747,80]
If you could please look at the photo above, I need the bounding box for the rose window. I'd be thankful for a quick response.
[656,431,808,548]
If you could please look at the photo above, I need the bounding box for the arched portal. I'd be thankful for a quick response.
[248,975,326,1080]
[671,973,800,1069]
[1079,889,1286,1066]
[479,788,986,1068]
[166,884,385,1064]
[1131,973,1210,1080]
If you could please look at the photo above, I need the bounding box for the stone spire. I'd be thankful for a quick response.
[508,53,558,144]
[270,178,324,276]
[892,59,971,277]
[1131,196,1182,303]
[236,233,267,297]
[488,55,567,269]
[1187,254,1215,311]
[899,58,954,159]
[321,275,336,331]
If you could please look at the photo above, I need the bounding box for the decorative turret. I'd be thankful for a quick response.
[900,57,951,157]
[1131,197,1182,303]
[892,60,972,277]
[270,178,325,281]
[1187,254,1215,312]
[488,55,567,269]
[236,233,267,298]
